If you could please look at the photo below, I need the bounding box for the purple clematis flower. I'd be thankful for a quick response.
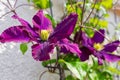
[0,10,81,61]
[74,29,120,64]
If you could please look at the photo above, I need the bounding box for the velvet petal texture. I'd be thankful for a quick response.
[102,51,120,62]
[58,39,81,58]
[32,10,53,32]
[102,40,120,52]
[12,14,39,41]
[49,13,78,43]
[32,42,54,61]
[92,29,105,43]
[0,26,31,43]
[74,31,94,61]
[80,47,93,61]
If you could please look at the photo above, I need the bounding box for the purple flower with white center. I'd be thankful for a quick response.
[74,29,120,64]
[0,10,81,61]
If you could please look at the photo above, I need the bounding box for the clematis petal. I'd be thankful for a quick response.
[74,31,92,46]
[103,40,120,52]
[32,42,54,61]
[92,29,105,43]
[81,31,92,46]
[58,39,81,58]
[0,26,31,43]
[49,13,78,43]
[74,31,94,61]
[32,10,53,32]
[94,52,104,65]
[98,58,103,65]
[80,47,93,61]
[12,14,32,28]
[12,14,38,38]
[74,31,82,43]
[101,51,120,62]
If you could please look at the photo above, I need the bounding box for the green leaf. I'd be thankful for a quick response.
[99,20,108,28]
[33,0,51,9]
[88,71,99,80]
[103,13,109,18]
[65,75,78,80]
[27,0,30,2]
[20,43,28,55]
[42,59,56,67]
[45,14,56,28]
[88,67,113,80]
[63,54,80,62]
[107,66,120,75]
[91,56,99,69]
[66,4,76,13]
[99,70,113,80]
[101,0,113,9]
[89,18,108,29]
[64,61,89,80]
[84,28,94,38]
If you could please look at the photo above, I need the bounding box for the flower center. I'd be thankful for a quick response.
[40,30,50,41]
[94,43,104,51]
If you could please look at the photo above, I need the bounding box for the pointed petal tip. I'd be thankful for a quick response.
[49,13,78,42]
[70,13,78,17]
[0,26,31,43]
[92,29,105,43]
[32,10,53,31]
[103,40,120,52]
[11,14,18,19]
[69,13,78,20]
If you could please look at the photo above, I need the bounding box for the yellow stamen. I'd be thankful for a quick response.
[94,43,104,51]
[40,30,49,41]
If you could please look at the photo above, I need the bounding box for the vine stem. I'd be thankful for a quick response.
[81,0,86,25]
[0,11,11,19]
[48,0,53,72]
[39,70,48,80]
[15,4,35,9]
[69,0,76,12]
[56,47,65,80]
[7,0,12,8]
[13,0,18,8]
[49,0,53,17]
[0,0,11,9]
[83,0,97,24]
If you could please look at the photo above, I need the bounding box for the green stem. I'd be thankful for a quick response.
[56,47,65,80]
[81,0,86,25]
[49,0,53,17]
[84,0,97,24]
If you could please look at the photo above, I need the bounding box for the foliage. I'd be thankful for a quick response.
[28,0,51,9]
[20,43,28,55]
